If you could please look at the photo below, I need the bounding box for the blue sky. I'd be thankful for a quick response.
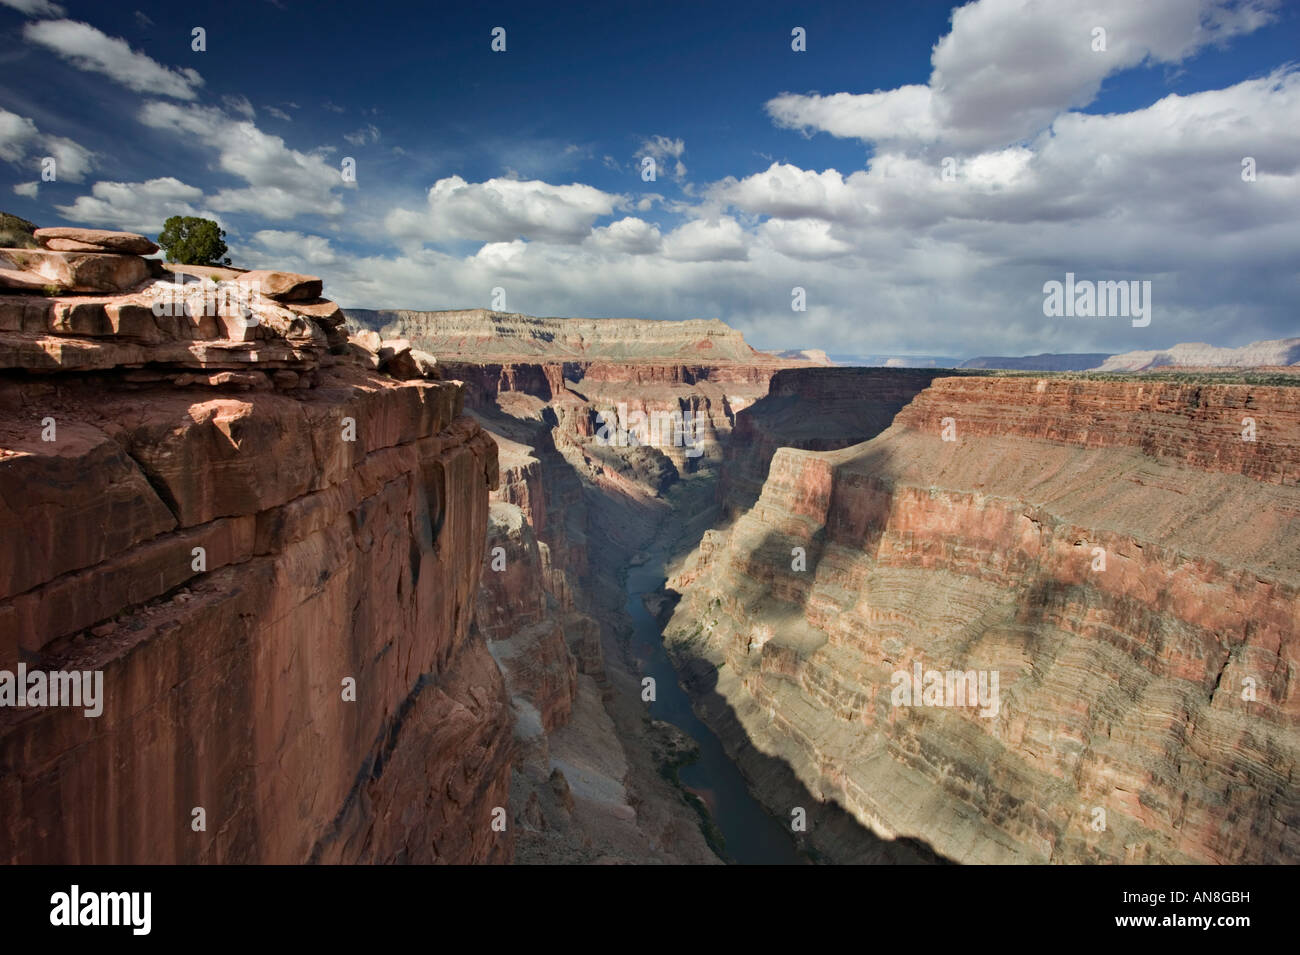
[0,0,1297,358]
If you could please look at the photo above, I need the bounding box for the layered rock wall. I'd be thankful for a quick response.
[666,373,1300,864]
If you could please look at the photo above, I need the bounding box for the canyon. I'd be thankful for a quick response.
[1,237,1296,865]
[664,372,1300,863]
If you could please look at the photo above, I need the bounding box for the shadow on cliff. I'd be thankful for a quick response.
[663,424,958,863]
[722,367,950,516]
[672,649,954,864]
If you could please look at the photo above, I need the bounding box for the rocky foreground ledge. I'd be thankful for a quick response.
[0,228,513,863]
[0,226,437,389]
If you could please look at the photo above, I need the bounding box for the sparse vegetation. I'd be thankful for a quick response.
[959,368,1300,386]
[0,212,40,249]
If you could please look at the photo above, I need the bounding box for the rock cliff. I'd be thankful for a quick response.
[666,372,1300,864]
[0,229,512,863]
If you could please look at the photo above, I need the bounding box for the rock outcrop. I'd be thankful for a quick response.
[0,228,512,863]
[665,372,1300,864]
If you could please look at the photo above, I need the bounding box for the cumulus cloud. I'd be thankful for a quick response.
[758,218,854,259]
[0,109,39,162]
[767,0,1280,152]
[290,59,1298,357]
[709,163,874,223]
[55,176,211,234]
[662,216,749,262]
[13,181,38,198]
[385,175,621,244]
[0,107,94,181]
[586,216,662,254]
[250,229,338,267]
[24,19,203,99]
[137,101,347,217]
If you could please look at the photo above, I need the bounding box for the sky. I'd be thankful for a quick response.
[0,0,1296,359]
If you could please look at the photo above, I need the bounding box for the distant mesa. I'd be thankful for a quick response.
[1095,337,1300,371]
[345,307,806,365]
[828,353,963,368]
[959,352,1110,371]
[770,348,833,365]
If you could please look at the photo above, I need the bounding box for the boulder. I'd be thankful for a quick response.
[379,338,420,380]
[411,348,439,379]
[286,298,345,326]
[34,227,159,255]
[240,269,323,302]
[351,328,382,354]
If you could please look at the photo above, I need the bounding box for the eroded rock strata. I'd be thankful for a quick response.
[0,233,511,863]
[666,373,1300,864]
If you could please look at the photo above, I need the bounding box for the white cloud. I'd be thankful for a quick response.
[709,163,873,223]
[758,218,854,259]
[662,216,749,262]
[13,181,39,198]
[137,101,347,217]
[586,216,662,254]
[259,62,1298,357]
[250,229,338,266]
[0,107,93,181]
[54,176,211,234]
[24,19,203,100]
[636,135,687,180]
[767,0,1279,152]
[0,0,66,17]
[385,175,621,244]
[343,123,380,146]
[265,106,292,122]
[0,108,39,162]
[221,94,255,120]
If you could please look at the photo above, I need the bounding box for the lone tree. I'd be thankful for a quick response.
[157,215,231,266]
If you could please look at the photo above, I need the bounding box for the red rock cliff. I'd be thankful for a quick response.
[0,234,513,863]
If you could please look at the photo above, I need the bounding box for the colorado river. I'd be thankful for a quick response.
[624,550,803,865]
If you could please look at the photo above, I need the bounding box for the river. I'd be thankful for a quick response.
[623,549,804,865]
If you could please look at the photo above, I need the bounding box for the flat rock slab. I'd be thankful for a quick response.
[34,227,159,255]
[1,249,150,293]
[0,266,54,293]
[240,269,323,302]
